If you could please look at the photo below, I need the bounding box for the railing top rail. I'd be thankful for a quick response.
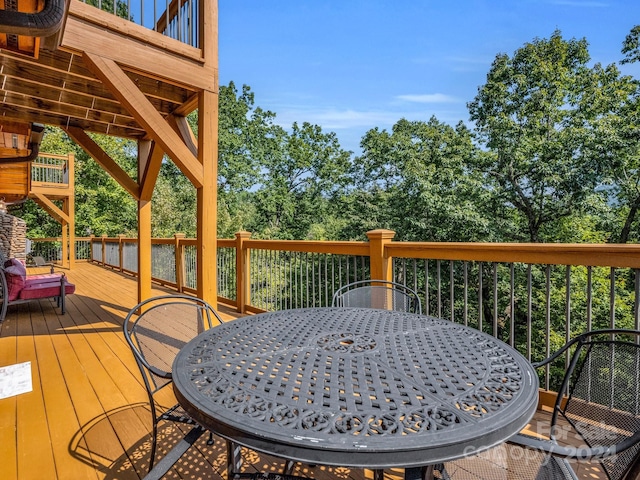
[34,153,71,161]
[244,239,370,256]
[388,242,640,268]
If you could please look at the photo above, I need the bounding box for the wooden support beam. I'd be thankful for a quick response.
[167,115,197,157]
[64,126,140,199]
[82,53,204,188]
[31,194,70,224]
[139,141,165,202]
[173,92,199,117]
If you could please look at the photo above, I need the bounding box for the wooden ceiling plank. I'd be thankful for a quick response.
[83,53,203,188]
[64,126,140,199]
[0,51,190,108]
[2,74,133,117]
[0,106,145,138]
[139,141,164,202]
[2,91,126,127]
[0,57,115,99]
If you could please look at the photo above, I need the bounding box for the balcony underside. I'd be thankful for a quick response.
[0,262,610,480]
[0,1,215,139]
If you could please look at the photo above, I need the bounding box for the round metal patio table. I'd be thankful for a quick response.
[173,307,539,475]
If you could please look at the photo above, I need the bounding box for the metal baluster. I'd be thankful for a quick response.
[450,260,454,322]
[610,267,616,329]
[634,269,639,331]
[545,265,551,390]
[509,263,515,347]
[305,252,310,308]
[312,252,316,308]
[463,261,468,326]
[493,263,498,338]
[587,266,593,332]
[478,262,483,332]
[565,265,571,371]
[413,259,419,303]
[436,260,442,319]
[527,265,532,361]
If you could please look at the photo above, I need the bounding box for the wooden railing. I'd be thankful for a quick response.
[31,230,640,391]
[79,0,200,47]
[31,153,72,186]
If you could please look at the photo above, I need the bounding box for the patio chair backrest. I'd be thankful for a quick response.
[332,280,422,314]
[553,330,640,480]
[123,294,223,394]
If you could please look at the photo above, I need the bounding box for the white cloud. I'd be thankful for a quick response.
[274,108,404,130]
[547,0,608,6]
[396,93,459,104]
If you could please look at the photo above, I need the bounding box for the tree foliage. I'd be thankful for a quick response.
[468,30,625,242]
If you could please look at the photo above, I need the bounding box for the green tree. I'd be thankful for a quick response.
[251,122,351,239]
[347,117,491,242]
[468,30,618,242]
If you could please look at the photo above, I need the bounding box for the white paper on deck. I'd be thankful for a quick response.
[0,362,32,399]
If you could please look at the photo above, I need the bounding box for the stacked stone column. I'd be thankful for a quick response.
[0,212,27,261]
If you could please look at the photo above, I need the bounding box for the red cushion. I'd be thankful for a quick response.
[5,270,25,301]
[4,258,27,276]
[18,280,75,300]
[24,273,63,283]
[4,259,27,301]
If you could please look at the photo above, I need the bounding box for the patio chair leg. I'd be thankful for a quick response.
[149,421,159,472]
[227,440,243,479]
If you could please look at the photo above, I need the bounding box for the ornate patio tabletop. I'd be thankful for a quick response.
[173,307,538,470]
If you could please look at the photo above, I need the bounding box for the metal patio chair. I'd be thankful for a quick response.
[440,329,640,480]
[123,294,223,472]
[331,279,422,314]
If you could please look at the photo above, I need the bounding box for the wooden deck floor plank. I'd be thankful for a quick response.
[54,276,175,479]
[0,311,19,480]
[30,301,101,480]
[35,297,140,479]
[14,304,57,479]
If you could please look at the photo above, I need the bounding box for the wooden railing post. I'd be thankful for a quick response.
[101,234,107,267]
[88,235,95,262]
[118,234,125,272]
[174,233,185,293]
[235,231,251,313]
[367,229,396,282]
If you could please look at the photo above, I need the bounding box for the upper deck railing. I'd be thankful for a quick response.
[79,0,200,47]
[31,153,71,186]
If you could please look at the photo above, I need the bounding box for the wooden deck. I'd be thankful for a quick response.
[0,262,607,480]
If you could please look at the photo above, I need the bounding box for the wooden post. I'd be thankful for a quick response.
[101,234,107,267]
[138,201,152,304]
[138,139,153,305]
[196,90,218,306]
[235,231,251,313]
[67,152,75,269]
[174,233,185,292]
[61,202,69,269]
[89,234,95,262]
[367,229,396,282]
[117,234,125,272]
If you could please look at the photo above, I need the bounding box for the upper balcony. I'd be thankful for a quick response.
[0,0,216,140]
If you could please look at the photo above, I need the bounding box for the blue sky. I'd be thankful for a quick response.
[218,1,640,154]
